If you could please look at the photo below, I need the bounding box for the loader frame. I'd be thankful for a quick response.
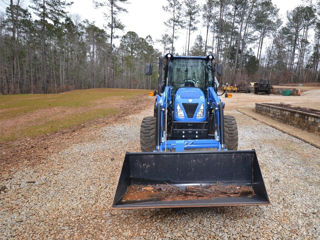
[112,54,270,209]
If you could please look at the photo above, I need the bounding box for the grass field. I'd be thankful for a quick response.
[0,88,149,142]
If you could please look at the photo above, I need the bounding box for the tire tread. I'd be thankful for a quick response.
[140,116,156,152]
[224,115,238,150]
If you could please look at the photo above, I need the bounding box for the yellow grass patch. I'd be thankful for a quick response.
[0,88,149,142]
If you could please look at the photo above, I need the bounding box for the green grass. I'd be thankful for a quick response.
[0,88,147,120]
[0,88,148,142]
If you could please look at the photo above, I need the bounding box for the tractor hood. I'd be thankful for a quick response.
[174,87,206,122]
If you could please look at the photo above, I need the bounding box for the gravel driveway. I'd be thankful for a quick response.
[1,107,319,239]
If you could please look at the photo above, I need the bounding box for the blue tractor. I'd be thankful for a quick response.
[112,54,269,209]
[140,54,238,152]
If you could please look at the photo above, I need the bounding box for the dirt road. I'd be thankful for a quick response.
[223,89,320,111]
[1,93,319,239]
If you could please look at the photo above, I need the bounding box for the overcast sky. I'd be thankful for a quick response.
[69,0,304,53]
[1,0,306,53]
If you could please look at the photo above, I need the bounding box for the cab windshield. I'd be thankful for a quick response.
[167,58,213,93]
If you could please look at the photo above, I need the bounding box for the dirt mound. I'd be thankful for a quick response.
[121,184,255,203]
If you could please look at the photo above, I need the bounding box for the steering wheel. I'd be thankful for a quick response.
[184,79,198,87]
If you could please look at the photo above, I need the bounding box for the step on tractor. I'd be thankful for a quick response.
[113,54,269,209]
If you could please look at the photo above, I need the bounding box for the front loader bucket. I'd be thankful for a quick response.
[112,150,269,209]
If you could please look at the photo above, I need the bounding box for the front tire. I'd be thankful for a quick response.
[140,116,156,152]
[224,115,238,150]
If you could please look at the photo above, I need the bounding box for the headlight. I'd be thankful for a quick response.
[177,104,185,118]
[196,104,204,119]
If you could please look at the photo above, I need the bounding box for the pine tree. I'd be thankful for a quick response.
[5,0,31,93]
[30,0,72,93]
[184,0,200,55]
[285,6,311,73]
[202,0,215,54]
[158,34,172,54]
[253,0,281,62]
[94,0,128,50]
[162,0,184,53]
[191,35,205,56]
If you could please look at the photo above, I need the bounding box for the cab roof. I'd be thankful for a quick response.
[164,54,215,61]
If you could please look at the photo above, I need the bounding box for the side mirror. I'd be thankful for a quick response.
[216,64,223,77]
[145,63,153,76]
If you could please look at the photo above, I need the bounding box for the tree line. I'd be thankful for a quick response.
[0,0,320,94]
[0,0,159,94]
[160,0,320,85]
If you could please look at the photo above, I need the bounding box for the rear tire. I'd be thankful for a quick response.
[224,115,238,150]
[140,116,157,152]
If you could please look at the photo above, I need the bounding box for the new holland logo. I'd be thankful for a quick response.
[188,99,193,103]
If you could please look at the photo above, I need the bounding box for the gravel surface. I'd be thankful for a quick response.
[1,107,319,239]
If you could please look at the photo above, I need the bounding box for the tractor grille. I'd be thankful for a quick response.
[182,103,198,118]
